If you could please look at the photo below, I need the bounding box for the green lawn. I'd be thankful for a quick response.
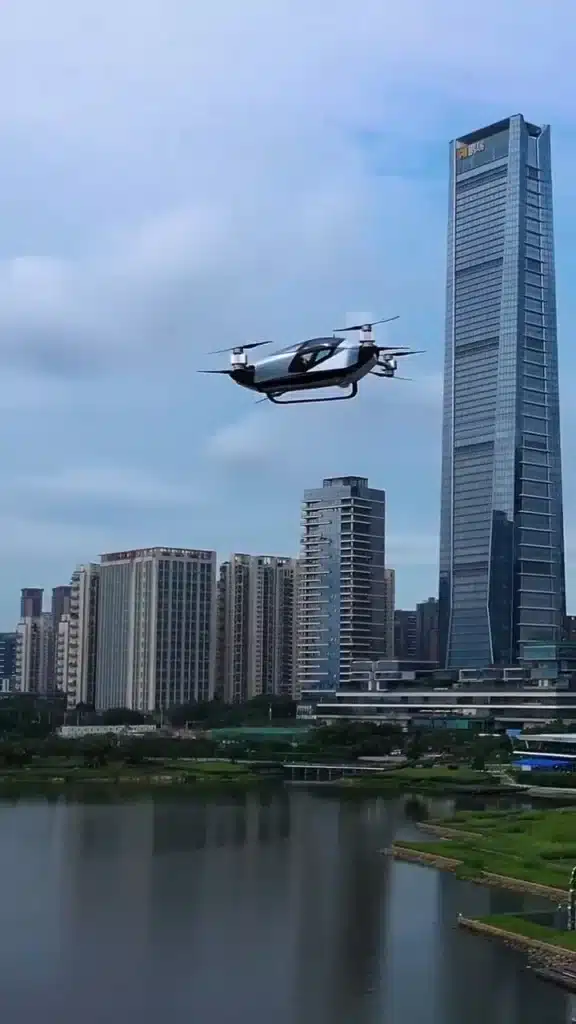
[394,807,576,891]
[476,914,576,952]
[0,758,262,786]
[343,766,502,791]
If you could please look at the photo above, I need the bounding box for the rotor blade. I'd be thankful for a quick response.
[209,340,274,355]
[333,315,399,333]
[197,369,232,374]
[378,348,425,356]
[370,371,413,381]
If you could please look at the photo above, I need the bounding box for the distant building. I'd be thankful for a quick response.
[416,597,439,663]
[565,615,576,642]
[20,588,43,619]
[95,547,217,712]
[216,553,299,702]
[0,632,17,690]
[15,612,53,694]
[56,565,100,708]
[297,476,388,691]
[383,569,395,659]
[394,610,417,659]
[51,586,71,632]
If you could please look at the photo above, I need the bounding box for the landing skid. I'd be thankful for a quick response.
[266,382,358,405]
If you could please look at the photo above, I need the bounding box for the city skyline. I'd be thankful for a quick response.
[439,115,566,668]
[2,7,576,628]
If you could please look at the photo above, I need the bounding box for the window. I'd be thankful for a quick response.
[519,513,552,529]
[521,576,553,592]
[521,529,551,545]
[520,609,556,625]
[521,463,549,480]
[523,417,547,435]
[521,593,555,609]
[289,342,339,373]
[519,546,553,561]
[521,480,549,498]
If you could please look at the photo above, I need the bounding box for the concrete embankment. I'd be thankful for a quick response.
[458,917,576,973]
[389,844,567,900]
[387,845,462,871]
[417,823,482,841]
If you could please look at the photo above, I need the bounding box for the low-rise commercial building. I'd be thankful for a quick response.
[297,656,576,731]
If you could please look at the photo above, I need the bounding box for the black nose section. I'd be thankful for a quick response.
[231,366,256,386]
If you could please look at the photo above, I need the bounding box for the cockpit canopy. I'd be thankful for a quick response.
[288,337,342,373]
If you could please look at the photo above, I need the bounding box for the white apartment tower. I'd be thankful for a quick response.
[216,554,299,702]
[56,564,100,708]
[297,476,388,692]
[95,548,217,711]
[16,612,53,694]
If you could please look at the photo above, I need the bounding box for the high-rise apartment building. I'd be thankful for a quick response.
[297,476,387,691]
[52,586,71,631]
[216,554,299,703]
[56,565,100,708]
[439,115,565,668]
[95,548,216,711]
[15,612,53,694]
[0,632,17,690]
[20,588,43,619]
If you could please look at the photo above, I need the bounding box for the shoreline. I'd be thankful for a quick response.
[389,842,568,900]
[458,917,576,973]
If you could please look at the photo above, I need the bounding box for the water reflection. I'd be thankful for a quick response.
[0,791,571,1024]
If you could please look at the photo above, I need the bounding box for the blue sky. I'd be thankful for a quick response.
[1,0,576,628]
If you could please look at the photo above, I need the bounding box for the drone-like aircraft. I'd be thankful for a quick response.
[198,317,422,405]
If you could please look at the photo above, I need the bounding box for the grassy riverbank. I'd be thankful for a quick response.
[392,806,576,893]
[0,759,269,787]
[341,766,510,794]
[469,914,576,952]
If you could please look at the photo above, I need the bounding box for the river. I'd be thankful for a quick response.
[0,788,574,1024]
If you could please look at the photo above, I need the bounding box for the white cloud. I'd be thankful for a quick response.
[14,465,205,507]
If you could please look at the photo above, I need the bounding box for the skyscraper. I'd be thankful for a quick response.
[297,476,387,691]
[56,565,100,708]
[216,554,299,702]
[394,610,417,659]
[415,597,439,663]
[15,612,53,694]
[383,568,395,659]
[0,632,17,690]
[52,586,71,632]
[439,115,565,669]
[95,547,216,711]
[20,588,43,618]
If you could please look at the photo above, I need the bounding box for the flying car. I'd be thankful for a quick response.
[198,317,422,404]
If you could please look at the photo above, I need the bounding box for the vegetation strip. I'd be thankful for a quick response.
[458,917,576,961]
[390,807,576,898]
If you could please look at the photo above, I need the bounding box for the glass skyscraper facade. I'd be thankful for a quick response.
[439,115,565,669]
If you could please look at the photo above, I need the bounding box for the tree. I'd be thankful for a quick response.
[101,708,146,726]
[0,742,29,767]
[80,739,115,768]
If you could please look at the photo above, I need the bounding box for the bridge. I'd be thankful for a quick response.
[282,762,396,783]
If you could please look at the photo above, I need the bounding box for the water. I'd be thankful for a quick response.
[0,788,574,1024]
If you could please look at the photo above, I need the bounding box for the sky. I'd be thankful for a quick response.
[1,0,576,628]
